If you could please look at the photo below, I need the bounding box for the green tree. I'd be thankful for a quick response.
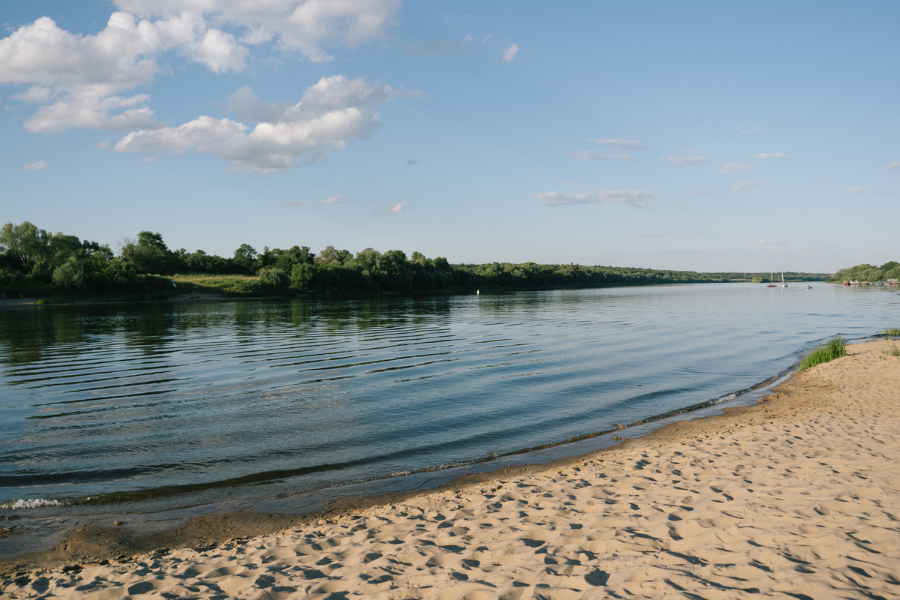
[317,245,352,266]
[123,231,176,274]
[233,243,258,274]
[259,267,290,290]
[291,263,316,292]
[0,221,50,272]
[52,257,87,290]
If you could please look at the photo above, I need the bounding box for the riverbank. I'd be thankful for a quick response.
[3,339,899,598]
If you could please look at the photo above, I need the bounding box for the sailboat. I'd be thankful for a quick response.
[781,272,788,288]
[767,272,776,288]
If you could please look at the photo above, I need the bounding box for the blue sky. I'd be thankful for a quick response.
[2,1,898,272]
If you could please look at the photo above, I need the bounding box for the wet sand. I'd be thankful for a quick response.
[2,339,900,598]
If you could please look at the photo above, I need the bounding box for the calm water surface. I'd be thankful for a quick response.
[1,283,898,510]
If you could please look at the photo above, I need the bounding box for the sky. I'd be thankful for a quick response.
[2,1,899,272]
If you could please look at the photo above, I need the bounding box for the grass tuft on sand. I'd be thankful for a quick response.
[800,335,846,370]
[878,326,900,338]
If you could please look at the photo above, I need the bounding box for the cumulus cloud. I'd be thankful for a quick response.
[114,75,395,172]
[381,201,406,214]
[25,91,159,132]
[717,162,749,173]
[0,12,248,133]
[565,151,636,161]
[754,152,789,159]
[1,2,399,135]
[112,0,401,63]
[732,180,762,192]
[502,43,519,62]
[536,189,651,207]
[848,185,861,194]
[20,161,50,171]
[661,155,709,168]
[588,138,645,152]
[885,162,900,171]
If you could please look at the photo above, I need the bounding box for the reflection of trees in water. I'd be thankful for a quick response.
[0,307,96,366]
[0,297,460,371]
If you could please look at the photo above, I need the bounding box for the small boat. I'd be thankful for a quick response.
[781,272,788,288]
[767,272,776,287]
[806,285,812,289]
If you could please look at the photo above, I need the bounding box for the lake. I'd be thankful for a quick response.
[1,283,898,517]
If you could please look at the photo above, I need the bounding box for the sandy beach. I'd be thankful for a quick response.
[2,339,899,599]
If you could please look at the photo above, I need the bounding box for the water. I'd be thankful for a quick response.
[1,283,898,518]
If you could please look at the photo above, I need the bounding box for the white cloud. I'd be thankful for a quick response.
[12,86,54,103]
[20,160,50,171]
[732,180,762,192]
[848,185,861,194]
[502,43,519,62]
[588,138,646,152]
[320,194,351,204]
[0,13,248,133]
[463,35,474,42]
[565,151,635,161]
[2,2,398,134]
[717,162,749,173]
[885,162,900,171]
[25,91,159,132]
[405,156,418,165]
[381,201,406,214]
[754,152,789,159]
[142,155,160,162]
[285,199,310,206]
[536,189,651,207]
[661,155,709,168]
[113,0,401,63]
[114,76,395,172]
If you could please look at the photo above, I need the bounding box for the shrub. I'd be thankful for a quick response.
[52,257,87,290]
[258,267,290,290]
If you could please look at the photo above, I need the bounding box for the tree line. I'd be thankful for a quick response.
[0,221,830,298]
[827,262,900,283]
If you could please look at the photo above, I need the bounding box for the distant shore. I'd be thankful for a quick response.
[0,278,838,311]
[2,339,899,598]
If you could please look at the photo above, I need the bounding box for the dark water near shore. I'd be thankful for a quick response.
[1,283,898,513]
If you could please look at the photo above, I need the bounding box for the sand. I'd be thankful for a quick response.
[2,339,900,599]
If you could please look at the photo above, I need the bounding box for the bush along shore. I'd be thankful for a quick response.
[1,221,830,302]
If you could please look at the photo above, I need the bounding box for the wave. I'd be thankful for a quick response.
[0,498,65,510]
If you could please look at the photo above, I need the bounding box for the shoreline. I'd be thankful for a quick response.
[0,361,796,562]
[3,339,899,597]
[0,279,840,311]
